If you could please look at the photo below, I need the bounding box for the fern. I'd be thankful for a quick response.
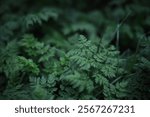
[65,71,94,93]
[60,35,126,99]
[0,0,149,100]
[17,56,39,75]
[24,8,60,29]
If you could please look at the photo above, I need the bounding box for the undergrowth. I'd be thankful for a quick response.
[0,0,150,99]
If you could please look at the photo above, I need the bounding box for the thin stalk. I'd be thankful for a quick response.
[96,37,102,53]
[116,24,120,74]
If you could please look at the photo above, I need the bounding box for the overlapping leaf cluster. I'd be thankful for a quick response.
[0,0,149,99]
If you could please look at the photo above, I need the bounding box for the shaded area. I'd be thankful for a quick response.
[0,0,150,100]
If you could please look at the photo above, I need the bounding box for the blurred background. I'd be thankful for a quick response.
[0,0,149,52]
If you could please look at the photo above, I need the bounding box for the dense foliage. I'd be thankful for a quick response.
[0,0,149,99]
